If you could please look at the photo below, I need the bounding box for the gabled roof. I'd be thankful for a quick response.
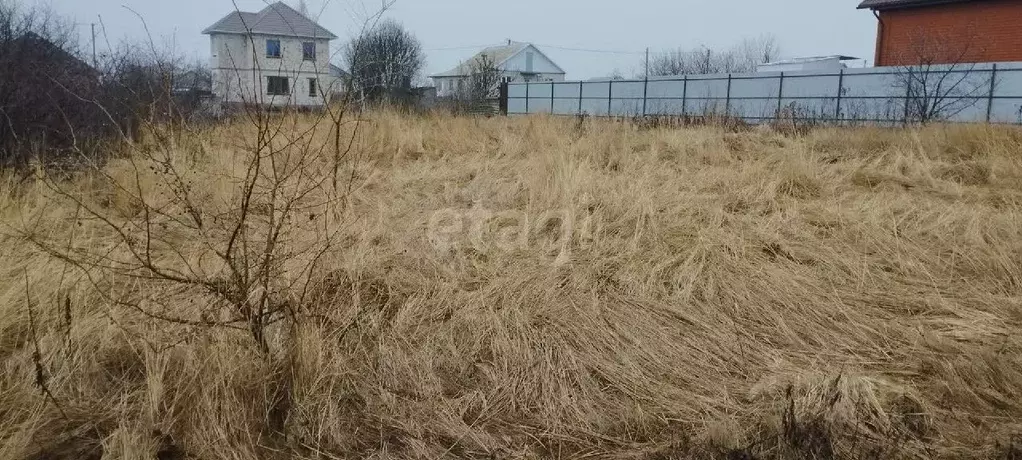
[203,2,336,40]
[857,0,969,10]
[430,42,565,78]
[16,32,98,76]
[203,12,260,35]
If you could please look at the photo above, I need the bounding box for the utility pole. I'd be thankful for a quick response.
[91,23,97,68]
[73,21,99,68]
[645,47,650,79]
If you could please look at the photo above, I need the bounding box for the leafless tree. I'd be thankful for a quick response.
[457,53,501,101]
[343,19,424,104]
[649,48,700,76]
[734,35,780,73]
[890,28,992,123]
[649,34,781,76]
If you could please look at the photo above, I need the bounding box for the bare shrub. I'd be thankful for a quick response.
[891,27,994,124]
[649,34,780,76]
[772,102,823,137]
[13,3,373,359]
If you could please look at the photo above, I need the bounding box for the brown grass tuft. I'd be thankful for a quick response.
[934,160,992,186]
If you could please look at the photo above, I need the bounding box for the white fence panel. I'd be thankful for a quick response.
[582,82,610,99]
[550,99,575,114]
[581,98,609,116]
[782,74,841,98]
[612,81,645,99]
[610,99,644,117]
[553,82,581,98]
[645,99,685,115]
[685,77,728,100]
[507,61,1022,123]
[730,76,780,99]
[646,80,686,98]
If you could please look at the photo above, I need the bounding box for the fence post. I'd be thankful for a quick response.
[835,69,844,123]
[776,72,785,116]
[551,81,555,113]
[642,74,649,117]
[903,67,912,125]
[725,73,732,114]
[499,82,508,115]
[986,63,998,123]
[607,80,613,117]
[578,81,583,115]
[681,75,688,117]
[525,82,530,114]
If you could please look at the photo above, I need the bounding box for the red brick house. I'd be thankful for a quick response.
[859,0,1022,66]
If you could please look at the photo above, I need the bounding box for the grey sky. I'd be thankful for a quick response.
[41,0,879,80]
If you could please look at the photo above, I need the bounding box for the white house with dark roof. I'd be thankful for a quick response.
[203,2,340,107]
[431,41,565,97]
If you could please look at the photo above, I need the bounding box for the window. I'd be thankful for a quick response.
[501,76,513,83]
[266,39,281,58]
[267,76,289,95]
[302,42,316,61]
[308,78,318,97]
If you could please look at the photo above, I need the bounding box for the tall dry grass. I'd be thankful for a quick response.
[2,113,1022,459]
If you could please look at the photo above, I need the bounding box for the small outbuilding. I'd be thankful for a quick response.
[756,56,859,73]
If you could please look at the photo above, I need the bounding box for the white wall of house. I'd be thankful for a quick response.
[433,71,564,97]
[432,76,461,97]
[525,72,566,82]
[211,33,251,70]
[210,33,337,107]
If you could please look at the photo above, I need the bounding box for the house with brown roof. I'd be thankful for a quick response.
[203,2,340,107]
[859,0,1022,66]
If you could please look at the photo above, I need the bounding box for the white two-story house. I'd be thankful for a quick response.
[203,2,341,107]
[431,41,566,97]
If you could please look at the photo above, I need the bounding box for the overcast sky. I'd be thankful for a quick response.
[40,0,879,80]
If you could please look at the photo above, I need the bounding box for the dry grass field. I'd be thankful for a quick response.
[2,112,1022,459]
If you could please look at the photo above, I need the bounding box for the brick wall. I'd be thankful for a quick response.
[875,0,1022,66]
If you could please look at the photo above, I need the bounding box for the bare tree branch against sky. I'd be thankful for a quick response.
[36,0,878,80]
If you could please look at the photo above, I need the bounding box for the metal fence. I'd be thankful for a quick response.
[506,62,1022,124]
